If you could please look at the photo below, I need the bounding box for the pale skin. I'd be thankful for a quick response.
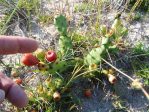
[0,35,38,108]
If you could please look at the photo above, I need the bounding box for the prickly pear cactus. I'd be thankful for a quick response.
[48,61,67,74]
[85,14,128,66]
[84,38,108,66]
[111,14,128,38]
[48,60,75,74]
[59,35,73,55]
[100,25,107,36]
[54,15,67,35]
[54,15,73,56]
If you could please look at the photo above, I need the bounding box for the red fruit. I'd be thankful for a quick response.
[14,78,22,85]
[45,50,57,62]
[21,53,39,66]
[84,89,92,98]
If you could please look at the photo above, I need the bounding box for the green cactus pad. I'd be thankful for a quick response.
[54,15,67,34]
[111,18,128,39]
[59,35,73,55]
[48,60,75,75]
[84,45,105,65]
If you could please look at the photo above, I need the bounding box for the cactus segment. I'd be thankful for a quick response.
[48,60,75,74]
[111,17,128,38]
[54,15,67,34]
[100,25,107,36]
[59,35,73,55]
[84,45,106,65]
[54,15,73,56]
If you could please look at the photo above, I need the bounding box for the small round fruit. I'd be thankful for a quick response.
[11,70,20,77]
[45,77,52,86]
[107,74,117,84]
[131,79,142,90]
[38,62,49,71]
[30,109,37,112]
[21,53,39,66]
[53,91,61,101]
[102,69,108,75]
[34,48,45,61]
[45,50,57,62]
[89,64,97,70]
[84,89,92,98]
[108,68,115,74]
[47,90,52,97]
[28,92,34,99]
[14,78,22,85]
[37,85,44,94]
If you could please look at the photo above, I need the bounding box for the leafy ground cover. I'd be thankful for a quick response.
[0,0,149,112]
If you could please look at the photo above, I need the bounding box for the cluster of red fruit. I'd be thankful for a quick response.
[14,50,57,85]
[21,49,57,66]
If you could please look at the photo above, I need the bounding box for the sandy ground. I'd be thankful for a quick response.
[0,0,149,112]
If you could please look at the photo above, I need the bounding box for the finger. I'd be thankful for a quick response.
[0,89,5,103]
[0,36,38,54]
[0,72,28,108]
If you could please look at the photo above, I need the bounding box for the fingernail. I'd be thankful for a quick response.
[0,89,5,103]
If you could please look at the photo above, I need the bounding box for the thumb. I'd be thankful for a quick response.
[0,89,5,103]
[0,72,28,108]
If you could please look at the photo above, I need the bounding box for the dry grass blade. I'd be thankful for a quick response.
[127,0,142,21]
[61,63,84,93]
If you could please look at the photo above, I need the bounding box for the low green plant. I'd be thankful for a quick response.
[129,0,149,12]
[84,14,128,66]
[0,0,40,34]
[8,13,149,112]
[131,43,149,85]
[74,2,95,13]
[112,96,127,111]
[19,15,80,111]
[54,15,73,58]
[132,42,148,54]
[38,14,54,25]
[132,12,142,21]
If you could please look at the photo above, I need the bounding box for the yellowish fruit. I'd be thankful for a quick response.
[11,70,20,77]
[53,91,61,101]
[47,90,53,97]
[37,85,45,94]
[108,68,115,74]
[45,77,52,87]
[38,62,49,71]
[131,79,142,90]
[107,74,117,84]
[102,69,108,75]
[89,64,97,70]
[34,48,45,61]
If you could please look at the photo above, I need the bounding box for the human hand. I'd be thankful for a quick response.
[0,35,38,108]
